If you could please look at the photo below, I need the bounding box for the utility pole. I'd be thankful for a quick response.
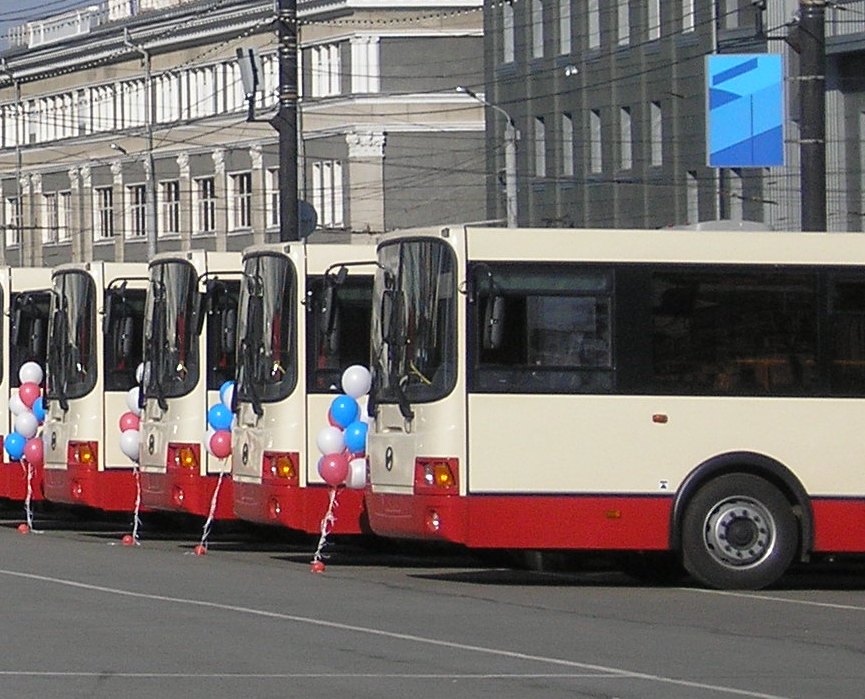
[457,86,518,227]
[125,29,157,258]
[276,0,299,241]
[797,0,827,232]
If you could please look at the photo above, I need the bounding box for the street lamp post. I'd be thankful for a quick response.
[457,86,518,228]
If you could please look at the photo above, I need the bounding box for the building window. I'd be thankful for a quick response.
[351,37,380,93]
[723,0,738,29]
[160,180,180,235]
[562,112,574,177]
[687,171,699,223]
[531,0,544,59]
[682,0,695,33]
[229,172,252,230]
[43,193,58,243]
[590,109,602,173]
[194,177,216,234]
[588,0,600,49]
[558,0,571,54]
[312,160,344,228]
[728,169,743,220]
[59,191,71,241]
[188,66,215,119]
[94,187,114,239]
[4,196,21,246]
[647,0,660,39]
[127,184,147,239]
[502,2,515,63]
[534,116,546,177]
[311,44,340,97]
[266,168,280,229]
[650,101,663,167]
[619,107,632,170]
[618,0,630,45]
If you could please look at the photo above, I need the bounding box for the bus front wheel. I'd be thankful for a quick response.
[681,474,797,590]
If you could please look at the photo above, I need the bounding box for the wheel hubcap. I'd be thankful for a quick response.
[703,496,775,569]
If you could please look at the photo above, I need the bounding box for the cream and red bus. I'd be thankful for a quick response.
[41,262,148,511]
[365,225,865,590]
[231,240,375,533]
[138,251,241,519]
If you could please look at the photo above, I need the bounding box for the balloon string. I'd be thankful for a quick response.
[131,466,142,544]
[312,487,339,563]
[198,468,225,551]
[21,458,41,534]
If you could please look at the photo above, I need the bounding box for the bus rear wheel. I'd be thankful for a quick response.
[681,474,797,590]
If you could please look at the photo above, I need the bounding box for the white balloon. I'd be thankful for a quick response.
[14,411,38,439]
[18,361,44,386]
[345,457,366,490]
[316,426,345,456]
[119,429,140,462]
[9,392,27,416]
[126,386,141,416]
[135,362,145,385]
[221,383,235,410]
[341,365,372,399]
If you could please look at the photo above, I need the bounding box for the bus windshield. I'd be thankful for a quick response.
[46,271,97,403]
[142,260,200,403]
[371,238,456,415]
[235,252,295,408]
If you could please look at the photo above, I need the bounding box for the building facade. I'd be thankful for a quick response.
[0,0,485,266]
[482,0,865,231]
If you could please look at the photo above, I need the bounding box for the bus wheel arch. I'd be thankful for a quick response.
[671,453,812,589]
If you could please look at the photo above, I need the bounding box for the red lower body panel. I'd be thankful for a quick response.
[365,491,673,550]
[140,471,235,519]
[0,460,44,502]
[43,463,139,512]
[811,499,865,552]
[233,481,366,534]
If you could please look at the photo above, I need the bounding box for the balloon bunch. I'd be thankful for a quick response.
[118,363,144,463]
[310,365,372,573]
[4,362,46,469]
[116,363,145,546]
[315,365,372,490]
[205,381,234,460]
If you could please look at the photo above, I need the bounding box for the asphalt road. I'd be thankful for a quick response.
[1,500,864,699]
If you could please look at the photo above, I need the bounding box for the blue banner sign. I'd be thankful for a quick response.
[706,54,784,168]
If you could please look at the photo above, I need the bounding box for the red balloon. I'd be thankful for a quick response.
[317,452,349,487]
[209,430,232,459]
[23,437,44,468]
[119,411,140,432]
[18,382,40,409]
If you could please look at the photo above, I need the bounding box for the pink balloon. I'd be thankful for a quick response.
[209,430,232,459]
[317,452,349,487]
[18,382,40,409]
[23,437,44,468]
[119,411,140,432]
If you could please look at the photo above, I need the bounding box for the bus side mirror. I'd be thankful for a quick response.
[483,296,505,350]
[195,291,207,335]
[380,289,394,344]
[10,307,21,346]
[221,307,237,353]
[103,292,115,335]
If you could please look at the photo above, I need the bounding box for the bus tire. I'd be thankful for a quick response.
[681,473,797,590]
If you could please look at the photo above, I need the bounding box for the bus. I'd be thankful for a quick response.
[365,225,865,590]
[231,241,375,533]
[41,262,148,511]
[138,251,241,519]
[0,267,53,501]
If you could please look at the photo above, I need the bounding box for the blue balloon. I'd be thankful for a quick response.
[207,403,233,431]
[343,421,368,455]
[32,396,46,423]
[4,431,26,461]
[219,380,235,404]
[329,395,359,429]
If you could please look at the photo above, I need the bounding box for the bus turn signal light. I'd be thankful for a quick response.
[68,441,98,468]
[414,457,458,495]
[262,451,299,486]
[167,443,200,471]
